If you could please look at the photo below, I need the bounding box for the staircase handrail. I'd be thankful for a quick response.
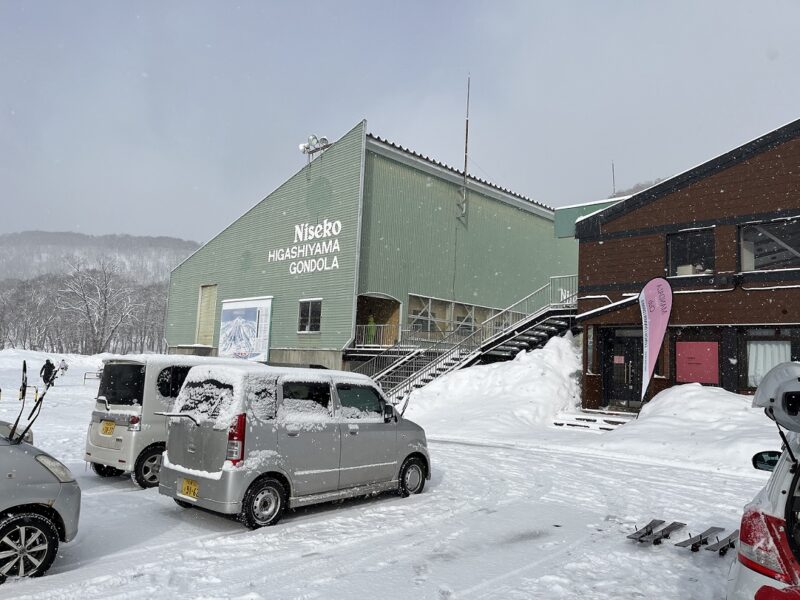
[386,274,577,401]
[353,327,467,378]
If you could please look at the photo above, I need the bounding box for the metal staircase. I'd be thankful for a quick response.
[355,275,578,403]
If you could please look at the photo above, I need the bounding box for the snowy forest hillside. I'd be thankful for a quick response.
[0,231,199,354]
[0,231,199,284]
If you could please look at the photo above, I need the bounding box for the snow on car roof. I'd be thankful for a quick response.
[100,353,260,369]
[183,362,374,384]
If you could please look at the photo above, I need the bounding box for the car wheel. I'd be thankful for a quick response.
[241,478,286,529]
[174,498,193,509]
[0,513,59,581]
[398,456,426,497]
[133,445,164,489]
[91,462,124,478]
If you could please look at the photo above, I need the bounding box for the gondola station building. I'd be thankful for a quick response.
[165,121,578,369]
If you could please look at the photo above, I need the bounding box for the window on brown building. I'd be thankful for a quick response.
[740,327,800,389]
[667,229,715,276]
[740,219,800,272]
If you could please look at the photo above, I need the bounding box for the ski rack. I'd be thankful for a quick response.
[8,361,54,445]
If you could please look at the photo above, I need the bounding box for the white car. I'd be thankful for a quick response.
[84,354,247,487]
[727,363,800,598]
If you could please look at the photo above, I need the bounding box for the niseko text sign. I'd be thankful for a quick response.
[267,218,342,275]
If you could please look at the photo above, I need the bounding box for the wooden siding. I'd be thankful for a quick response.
[580,287,800,327]
[576,129,800,408]
[166,121,365,353]
[600,136,800,236]
[579,234,664,290]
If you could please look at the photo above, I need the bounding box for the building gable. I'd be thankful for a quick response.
[576,117,800,240]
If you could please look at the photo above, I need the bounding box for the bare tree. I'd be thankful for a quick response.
[57,259,139,354]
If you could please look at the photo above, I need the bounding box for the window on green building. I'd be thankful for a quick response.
[298,299,322,333]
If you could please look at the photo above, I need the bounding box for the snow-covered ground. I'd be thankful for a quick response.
[0,340,779,599]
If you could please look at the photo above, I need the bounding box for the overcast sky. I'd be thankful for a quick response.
[2,1,799,242]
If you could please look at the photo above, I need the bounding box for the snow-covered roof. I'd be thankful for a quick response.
[101,353,253,369]
[183,361,374,383]
[575,295,639,321]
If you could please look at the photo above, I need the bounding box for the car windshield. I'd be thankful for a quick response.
[176,379,235,424]
[98,363,146,406]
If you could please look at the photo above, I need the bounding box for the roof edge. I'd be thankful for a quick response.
[366,133,553,215]
[576,116,800,239]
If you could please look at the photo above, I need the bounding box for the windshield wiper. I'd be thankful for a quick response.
[154,411,199,426]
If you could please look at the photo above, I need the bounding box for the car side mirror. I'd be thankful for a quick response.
[752,450,782,472]
[383,404,396,423]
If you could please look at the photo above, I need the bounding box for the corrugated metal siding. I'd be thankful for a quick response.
[359,151,577,311]
[166,121,366,352]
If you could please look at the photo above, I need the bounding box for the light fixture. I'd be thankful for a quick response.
[298,134,332,158]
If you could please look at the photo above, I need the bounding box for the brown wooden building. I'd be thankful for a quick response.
[575,118,800,410]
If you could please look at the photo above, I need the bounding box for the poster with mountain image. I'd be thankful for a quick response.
[219,306,259,359]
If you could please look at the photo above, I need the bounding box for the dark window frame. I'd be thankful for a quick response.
[336,383,384,418]
[298,299,322,333]
[666,228,716,277]
[281,380,332,412]
[737,327,800,391]
[156,365,193,398]
[739,219,800,273]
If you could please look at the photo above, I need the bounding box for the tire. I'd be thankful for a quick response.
[398,456,426,497]
[133,445,164,489]
[174,498,193,509]
[240,478,287,529]
[91,462,124,478]
[0,513,59,581]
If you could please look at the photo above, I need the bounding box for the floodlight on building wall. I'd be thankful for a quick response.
[298,134,331,159]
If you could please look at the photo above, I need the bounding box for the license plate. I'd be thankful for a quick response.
[100,420,115,436]
[181,478,199,499]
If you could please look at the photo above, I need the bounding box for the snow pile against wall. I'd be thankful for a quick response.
[405,334,581,441]
[584,383,779,474]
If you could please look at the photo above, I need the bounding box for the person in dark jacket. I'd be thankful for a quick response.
[40,359,56,386]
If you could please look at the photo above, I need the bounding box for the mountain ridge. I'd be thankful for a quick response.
[0,230,200,283]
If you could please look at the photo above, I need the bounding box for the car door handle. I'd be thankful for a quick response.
[286,424,300,437]
[348,424,359,435]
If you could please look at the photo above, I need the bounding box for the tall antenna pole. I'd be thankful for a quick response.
[458,75,470,224]
[611,160,616,196]
[464,75,470,188]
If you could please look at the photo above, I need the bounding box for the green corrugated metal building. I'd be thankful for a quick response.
[166,120,578,368]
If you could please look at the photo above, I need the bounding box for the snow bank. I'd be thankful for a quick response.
[584,383,779,474]
[404,334,777,476]
[405,334,581,440]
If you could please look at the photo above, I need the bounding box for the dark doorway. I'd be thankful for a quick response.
[602,329,644,409]
[355,295,401,347]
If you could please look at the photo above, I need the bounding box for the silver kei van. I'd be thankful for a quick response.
[1,429,80,581]
[84,354,247,488]
[158,363,430,528]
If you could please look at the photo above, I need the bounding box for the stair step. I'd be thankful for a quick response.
[494,345,520,352]
[503,340,530,348]
[514,335,538,343]
[552,410,634,432]
[485,352,514,360]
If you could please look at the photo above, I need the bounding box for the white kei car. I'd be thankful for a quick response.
[727,363,800,598]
